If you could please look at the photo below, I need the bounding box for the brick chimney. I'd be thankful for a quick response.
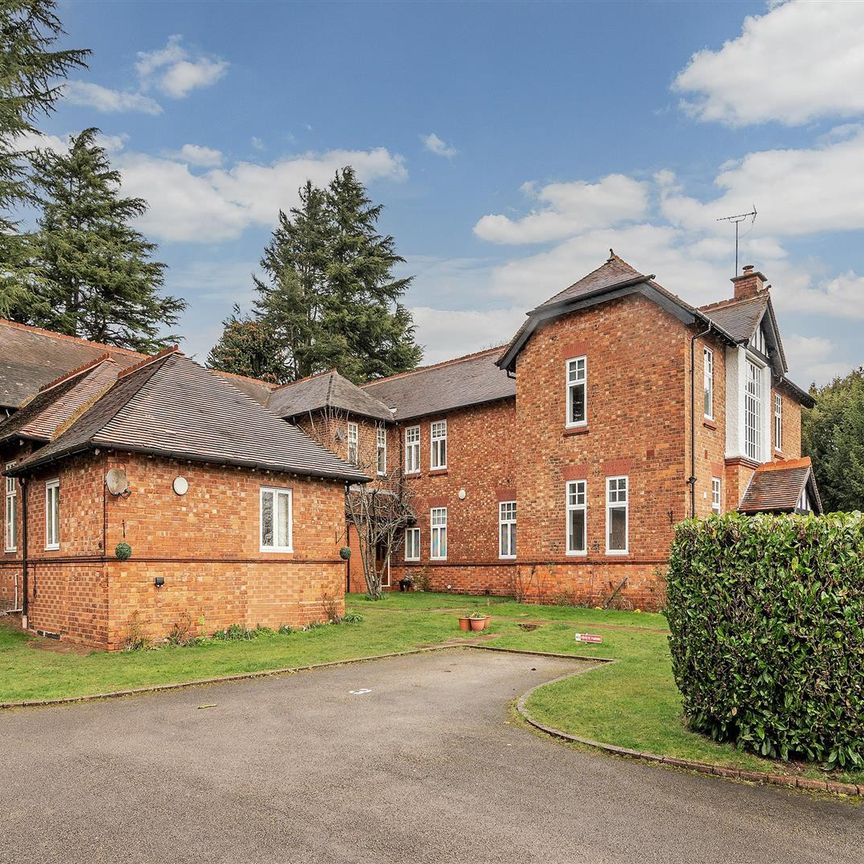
[731,264,768,301]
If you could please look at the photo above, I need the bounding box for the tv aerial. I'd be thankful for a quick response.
[717,206,757,276]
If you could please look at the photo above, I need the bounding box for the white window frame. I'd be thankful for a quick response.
[566,480,587,556]
[376,424,387,476]
[498,501,516,559]
[751,325,766,356]
[430,507,447,560]
[347,421,359,465]
[703,347,714,419]
[430,420,447,470]
[565,356,588,428]
[605,476,629,555]
[711,477,722,514]
[405,425,420,474]
[404,527,420,562]
[745,359,763,462]
[774,393,783,452]
[45,478,60,551]
[4,463,16,552]
[260,486,293,553]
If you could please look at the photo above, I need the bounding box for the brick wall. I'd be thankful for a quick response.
[15,450,348,649]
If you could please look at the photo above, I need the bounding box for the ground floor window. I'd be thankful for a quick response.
[404,527,420,561]
[712,477,722,514]
[499,501,516,558]
[566,480,587,554]
[4,464,15,552]
[260,487,293,552]
[606,476,628,554]
[45,478,60,550]
[430,507,447,560]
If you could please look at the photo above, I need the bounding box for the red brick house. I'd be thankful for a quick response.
[0,342,365,648]
[0,253,821,629]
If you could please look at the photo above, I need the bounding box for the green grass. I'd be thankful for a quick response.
[2,592,860,787]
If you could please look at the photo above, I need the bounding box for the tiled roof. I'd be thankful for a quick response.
[700,294,769,342]
[738,458,822,514]
[10,351,368,483]
[268,369,393,422]
[0,356,119,445]
[534,253,649,309]
[0,319,144,408]
[213,370,277,405]
[362,346,515,421]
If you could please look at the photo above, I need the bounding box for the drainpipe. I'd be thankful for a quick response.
[20,476,28,628]
[689,324,714,518]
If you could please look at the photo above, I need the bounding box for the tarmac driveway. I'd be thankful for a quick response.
[0,648,859,864]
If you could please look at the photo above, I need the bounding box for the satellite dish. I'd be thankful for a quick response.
[105,468,129,496]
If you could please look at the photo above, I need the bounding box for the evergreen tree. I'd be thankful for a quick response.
[28,128,185,351]
[225,169,421,384]
[0,0,88,318]
[803,368,864,512]
[206,304,287,383]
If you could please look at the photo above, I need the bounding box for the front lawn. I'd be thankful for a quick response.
[1,593,861,788]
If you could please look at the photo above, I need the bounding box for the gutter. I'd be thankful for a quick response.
[689,324,714,518]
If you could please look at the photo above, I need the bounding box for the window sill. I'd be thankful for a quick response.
[702,418,717,430]
[260,547,294,554]
[605,551,629,557]
[428,468,448,477]
[405,470,421,478]
[563,425,590,437]
[565,551,588,557]
[45,545,60,552]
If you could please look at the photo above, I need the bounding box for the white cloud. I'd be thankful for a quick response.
[474,174,649,244]
[661,127,864,236]
[136,35,227,99]
[674,0,864,126]
[118,147,407,243]
[409,306,524,364]
[64,81,162,115]
[421,133,457,159]
[169,143,223,167]
[783,334,849,386]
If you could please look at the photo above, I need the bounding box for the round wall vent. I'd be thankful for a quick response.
[172,476,189,496]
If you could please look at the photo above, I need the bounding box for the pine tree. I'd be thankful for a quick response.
[0,1,88,318]
[28,128,186,351]
[207,304,287,383]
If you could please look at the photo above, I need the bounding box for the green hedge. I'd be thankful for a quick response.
[666,512,864,769]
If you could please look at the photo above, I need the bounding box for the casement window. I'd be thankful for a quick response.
[4,464,16,552]
[260,487,293,552]
[430,420,447,470]
[45,479,60,550]
[745,360,763,462]
[711,477,722,514]
[499,501,516,559]
[405,425,420,474]
[606,476,628,555]
[430,507,447,560]
[347,422,359,465]
[703,347,714,419]
[566,480,587,555]
[404,527,420,562]
[376,425,387,475]
[566,357,587,427]
[774,393,783,451]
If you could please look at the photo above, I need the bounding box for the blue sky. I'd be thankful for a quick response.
[39,0,864,385]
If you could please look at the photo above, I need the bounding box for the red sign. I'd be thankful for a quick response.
[574,633,603,644]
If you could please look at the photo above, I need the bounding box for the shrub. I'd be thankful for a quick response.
[666,512,864,768]
[212,623,255,641]
[341,612,364,625]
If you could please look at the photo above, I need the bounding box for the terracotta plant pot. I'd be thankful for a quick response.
[469,616,490,632]
[458,616,472,631]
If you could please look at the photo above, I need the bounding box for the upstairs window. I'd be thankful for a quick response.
[430,507,447,560]
[260,487,293,552]
[404,527,420,561]
[703,347,714,419]
[711,477,722,514]
[606,476,628,555]
[430,420,447,470]
[45,478,60,550]
[4,464,16,552]
[499,501,516,559]
[751,325,767,356]
[566,480,587,555]
[347,422,359,465]
[376,425,387,475]
[566,357,587,427]
[405,426,420,474]
[774,393,783,451]
[745,361,763,462]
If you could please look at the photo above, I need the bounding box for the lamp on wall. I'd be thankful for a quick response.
[154,576,165,588]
